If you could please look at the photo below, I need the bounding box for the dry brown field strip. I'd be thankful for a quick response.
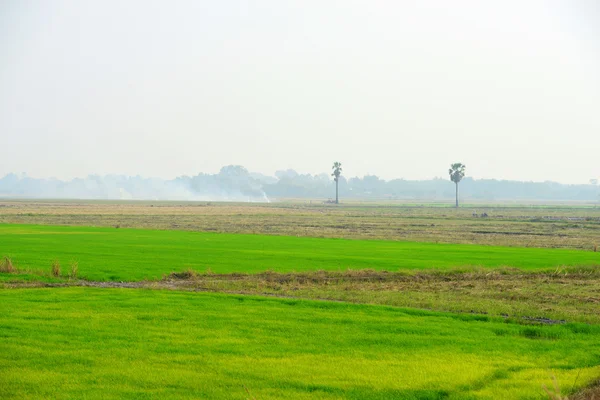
[1,200,600,249]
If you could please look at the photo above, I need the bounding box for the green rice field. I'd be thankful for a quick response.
[1,288,599,399]
[1,224,599,281]
[2,203,600,399]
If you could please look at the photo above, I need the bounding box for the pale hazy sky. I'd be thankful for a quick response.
[1,0,599,183]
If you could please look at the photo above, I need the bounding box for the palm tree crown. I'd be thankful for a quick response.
[449,163,466,208]
[332,162,342,204]
[449,163,466,184]
[331,162,342,181]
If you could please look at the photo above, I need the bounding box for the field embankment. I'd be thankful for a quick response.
[7,267,600,325]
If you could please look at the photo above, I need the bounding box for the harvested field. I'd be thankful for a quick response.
[1,200,600,249]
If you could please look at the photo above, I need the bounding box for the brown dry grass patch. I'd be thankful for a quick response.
[51,260,61,277]
[0,256,16,273]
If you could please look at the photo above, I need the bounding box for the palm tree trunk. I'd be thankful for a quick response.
[455,182,459,208]
[335,180,339,204]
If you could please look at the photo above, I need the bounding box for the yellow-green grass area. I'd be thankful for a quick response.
[1,288,599,399]
[1,224,599,282]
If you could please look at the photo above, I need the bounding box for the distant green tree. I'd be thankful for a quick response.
[448,163,466,207]
[331,162,343,204]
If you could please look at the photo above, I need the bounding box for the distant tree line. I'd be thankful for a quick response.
[0,166,599,202]
[266,174,598,201]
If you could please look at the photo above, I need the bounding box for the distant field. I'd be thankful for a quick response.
[1,288,599,399]
[1,224,599,281]
[1,200,599,249]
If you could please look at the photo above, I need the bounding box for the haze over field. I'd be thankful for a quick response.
[1,166,599,202]
[1,1,599,184]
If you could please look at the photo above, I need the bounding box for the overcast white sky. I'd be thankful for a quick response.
[1,0,599,183]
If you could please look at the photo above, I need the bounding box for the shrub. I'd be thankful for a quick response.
[169,268,199,280]
[51,260,61,277]
[69,261,79,279]
[0,256,15,273]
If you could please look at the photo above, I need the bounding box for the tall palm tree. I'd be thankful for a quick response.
[448,163,466,208]
[331,162,342,204]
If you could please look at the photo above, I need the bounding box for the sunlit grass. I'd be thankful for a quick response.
[1,224,599,281]
[1,288,599,399]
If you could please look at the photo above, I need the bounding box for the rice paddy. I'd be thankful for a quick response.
[1,201,599,399]
[1,288,599,399]
[0,224,599,281]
